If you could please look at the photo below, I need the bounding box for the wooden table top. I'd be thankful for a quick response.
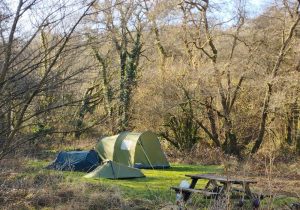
[185,173,257,184]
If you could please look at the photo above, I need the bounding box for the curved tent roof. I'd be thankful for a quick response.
[46,150,100,172]
[96,131,170,169]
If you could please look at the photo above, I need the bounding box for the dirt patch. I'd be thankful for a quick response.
[31,192,61,207]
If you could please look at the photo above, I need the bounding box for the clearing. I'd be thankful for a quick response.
[1,156,299,209]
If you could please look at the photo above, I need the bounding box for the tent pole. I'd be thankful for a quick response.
[137,140,154,169]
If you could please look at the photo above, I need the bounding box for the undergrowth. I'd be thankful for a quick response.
[0,156,299,210]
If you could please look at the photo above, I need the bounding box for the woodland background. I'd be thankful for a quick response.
[0,0,300,161]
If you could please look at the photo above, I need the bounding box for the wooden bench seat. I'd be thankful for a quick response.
[231,187,271,199]
[171,186,219,197]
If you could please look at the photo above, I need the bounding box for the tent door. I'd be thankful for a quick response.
[137,140,154,169]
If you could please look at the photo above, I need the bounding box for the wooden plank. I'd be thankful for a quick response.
[171,187,219,197]
[185,174,257,184]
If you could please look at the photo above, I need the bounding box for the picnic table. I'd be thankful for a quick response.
[171,173,258,203]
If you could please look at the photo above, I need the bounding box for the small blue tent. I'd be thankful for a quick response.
[46,150,100,172]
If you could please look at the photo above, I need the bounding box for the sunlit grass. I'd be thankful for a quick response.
[26,160,222,202]
[26,160,299,207]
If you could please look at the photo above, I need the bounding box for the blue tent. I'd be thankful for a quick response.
[46,150,100,172]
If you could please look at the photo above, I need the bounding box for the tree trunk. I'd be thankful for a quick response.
[251,84,272,153]
[286,113,293,145]
[206,104,221,147]
[93,49,114,132]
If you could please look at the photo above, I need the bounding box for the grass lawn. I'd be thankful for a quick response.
[95,164,223,200]
[25,159,299,209]
[27,160,223,202]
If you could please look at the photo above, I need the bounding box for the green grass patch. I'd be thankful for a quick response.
[25,160,298,208]
[26,160,222,202]
[95,164,223,201]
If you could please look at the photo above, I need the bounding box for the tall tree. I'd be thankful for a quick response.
[101,0,144,131]
[0,0,97,160]
[182,0,247,157]
[251,0,300,153]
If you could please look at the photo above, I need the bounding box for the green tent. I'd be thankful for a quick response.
[84,160,145,179]
[96,131,170,169]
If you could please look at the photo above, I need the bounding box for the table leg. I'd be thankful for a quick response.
[205,180,219,189]
[244,183,254,199]
[182,178,198,201]
[205,180,222,199]
[206,180,222,194]
[189,178,198,189]
[204,180,212,189]
[224,182,232,192]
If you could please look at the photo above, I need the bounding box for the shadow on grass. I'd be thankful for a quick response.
[166,164,223,173]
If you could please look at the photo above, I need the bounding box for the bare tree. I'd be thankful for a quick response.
[251,0,300,153]
[180,0,247,156]
[0,0,97,160]
[88,0,144,131]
